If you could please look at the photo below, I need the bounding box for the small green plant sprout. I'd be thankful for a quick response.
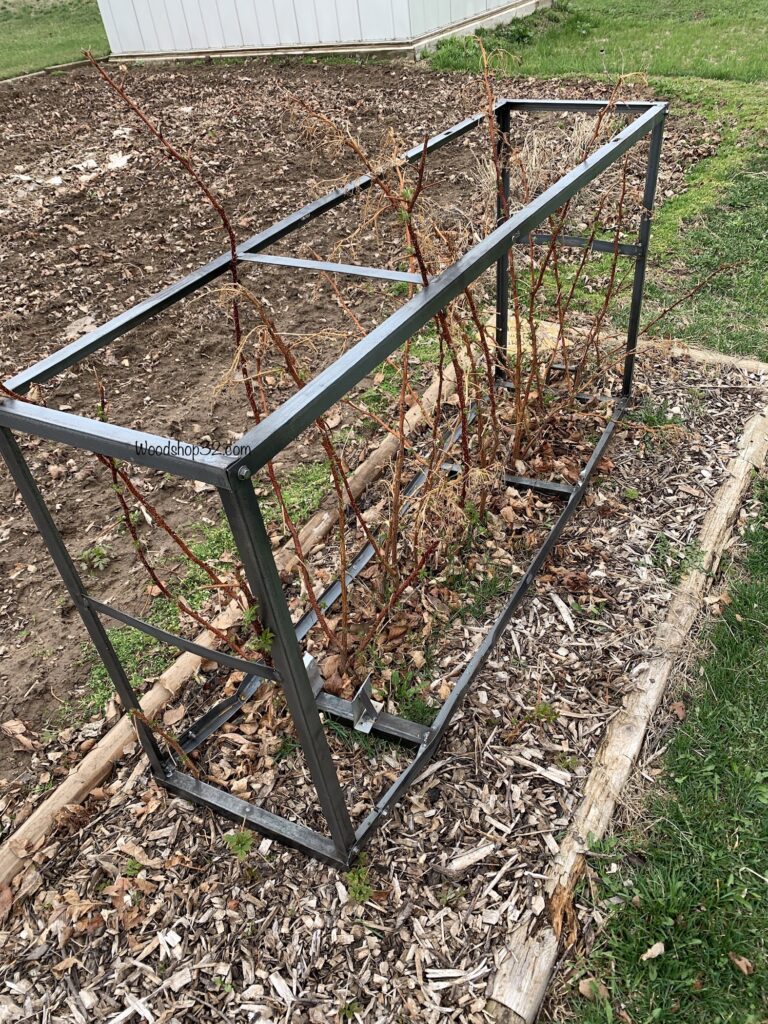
[624,486,639,501]
[340,1000,361,1021]
[224,829,254,861]
[79,543,112,571]
[214,976,234,994]
[531,702,558,724]
[246,627,274,656]
[652,535,705,585]
[124,857,143,877]
[274,735,299,761]
[344,854,373,904]
[391,669,435,726]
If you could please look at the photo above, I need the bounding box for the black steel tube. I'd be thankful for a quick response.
[532,232,640,257]
[219,478,356,857]
[622,115,666,396]
[240,253,423,284]
[162,768,344,864]
[86,598,280,681]
[0,400,232,488]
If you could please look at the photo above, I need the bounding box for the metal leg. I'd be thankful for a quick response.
[495,103,511,378]
[622,116,666,397]
[218,477,356,859]
[0,428,166,776]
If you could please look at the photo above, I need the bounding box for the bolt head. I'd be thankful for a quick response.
[238,466,252,480]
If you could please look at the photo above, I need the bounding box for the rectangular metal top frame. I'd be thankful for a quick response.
[0,97,666,489]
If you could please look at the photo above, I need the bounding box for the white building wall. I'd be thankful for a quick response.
[96,0,547,56]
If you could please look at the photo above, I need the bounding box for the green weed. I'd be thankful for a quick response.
[223,829,254,861]
[345,854,373,904]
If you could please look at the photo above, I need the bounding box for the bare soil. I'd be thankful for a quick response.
[0,57,715,779]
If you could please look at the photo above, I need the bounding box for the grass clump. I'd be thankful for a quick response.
[80,597,179,718]
[429,0,768,83]
[259,460,331,525]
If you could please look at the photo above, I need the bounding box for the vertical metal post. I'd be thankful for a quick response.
[622,114,666,397]
[0,428,166,776]
[219,475,356,858]
[495,102,511,379]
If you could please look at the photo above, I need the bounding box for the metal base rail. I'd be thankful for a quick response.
[0,98,666,866]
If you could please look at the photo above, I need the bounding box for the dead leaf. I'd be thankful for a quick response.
[670,701,686,720]
[0,719,37,751]
[387,623,408,641]
[63,314,96,341]
[322,654,341,679]
[0,885,12,924]
[163,705,185,727]
[640,941,665,961]
[728,952,754,976]
[52,955,84,974]
[1,719,28,737]
[578,977,609,1001]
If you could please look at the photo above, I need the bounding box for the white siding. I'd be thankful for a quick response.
[96,0,537,54]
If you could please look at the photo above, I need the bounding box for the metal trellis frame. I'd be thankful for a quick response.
[0,97,667,866]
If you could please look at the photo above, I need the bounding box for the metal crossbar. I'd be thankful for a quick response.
[239,252,424,284]
[0,97,667,866]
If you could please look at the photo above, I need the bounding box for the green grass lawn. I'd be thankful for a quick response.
[431,0,768,83]
[431,3,768,1020]
[0,0,107,79]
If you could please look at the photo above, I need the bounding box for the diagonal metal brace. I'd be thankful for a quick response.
[178,672,265,754]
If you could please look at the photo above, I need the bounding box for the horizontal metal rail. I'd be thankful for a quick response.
[240,253,423,285]
[162,767,343,864]
[315,693,429,746]
[532,232,641,257]
[87,597,280,681]
[0,400,233,487]
[505,98,656,113]
[231,103,666,476]
[503,474,575,497]
[178,673,265,754]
